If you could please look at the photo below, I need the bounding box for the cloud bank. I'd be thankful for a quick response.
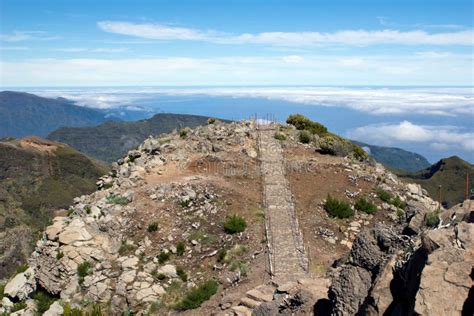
[349,121,474,152]
[97,21,474,46]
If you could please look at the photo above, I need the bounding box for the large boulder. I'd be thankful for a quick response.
[414,222,473,315]
[4,267,36,300]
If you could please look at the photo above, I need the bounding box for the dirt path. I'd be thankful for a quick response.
[258,125,309,283]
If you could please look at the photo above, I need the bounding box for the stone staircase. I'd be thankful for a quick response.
[258,125,309,283]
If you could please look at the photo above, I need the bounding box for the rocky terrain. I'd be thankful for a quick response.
[0,137,108,279]
[0,117,472,315]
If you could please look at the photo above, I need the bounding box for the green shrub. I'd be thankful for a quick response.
[56,251,64,260]
[274,132,287,141]
[11,301,27,312]
[176,242,186,256]
[34,290,56,314]
[128,155,136,163]
[106,194,129,205]
[298,131,312,144]
[377,189,392,203]
[147,222,159,232]
[15,264,28,275]
[318,135,352,156]
[223,214,247,234]
[180,199,191,208]
[174,280,218,310]
[324,195,354,219]
[84,205,91,214]
[355,197,377,214]
[179,129,188,139]
[391,196,406,210]
[177,267,188,282]
[286,114,328,135]
[0,283,4,300]
[207,118,216,125]
[425,211,440,227]
[62,303,83,316]
[77,261,93,284]
[352,144,368,161]
[217,249,228,263]
[157,251,170,264]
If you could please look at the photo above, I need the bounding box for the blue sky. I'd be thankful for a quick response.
[0,0,473,86]
[1,0,473,162]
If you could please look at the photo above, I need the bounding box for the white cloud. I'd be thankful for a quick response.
[53,47,128,53]
[349,121,474,152]
[0,46,29,51]
[0,31,58,42]
[97,21,474,46]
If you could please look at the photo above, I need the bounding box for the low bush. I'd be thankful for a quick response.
[298,131,312,144]
[318,135,352,156]
[174,280,218,310]
[179,129,188,139]
[15,264,28,275]
[0,283,4,299]
[56,251,64,260]
[106,194,129,205]
[118,242,136,256]
[274,132,287,141]
[425,211,440,227]
[355,197,377,214]
[217,249,228,263]
[176,242,186,256]
[33,290,56,314]
[377,189,392,203]
[223,214,247,234]
[77,261,93,284]
[286,114,328,135]
[391,196,406,210]
[352,144,368,161]
[147,222,159,232]
[177,266,188,282]
[128,155,136,163]
[207,118,216,125]
[157,251,170,264]
[324,195,354,219]
[11,301,27,313]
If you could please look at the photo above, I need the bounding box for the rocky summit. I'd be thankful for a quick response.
[0,119,472,315]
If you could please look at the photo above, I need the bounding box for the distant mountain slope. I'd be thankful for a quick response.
[0,136,108,278]
[398,156,474,208]
[352,141,431,172]
[48,113,215,162]
[0,91,108,137]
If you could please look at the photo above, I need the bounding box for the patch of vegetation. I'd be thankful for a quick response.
[174,280,218,310]
[106,194,129,205]
[425,211,440,227]
[176,242,186,256]
[298,130,311,144]
[324,195,354,219]
[207,118,216,125]
[179,129,188,139]
[33,290,56,314]
[154,272,167,281]
[128,154,136,163]
[352,144,368,161]
[286,114,328,135]
[0,283,4,300]
[223,214,247,234]
[84,205,91,214]
[180,199,191,208]
[217,249,227,263]
[377,189,392,203]
[391,196,406,210]
[274,132,287,141]
[11,301,27,313]
[118,242,136,256]
[15,264,28,275]
[61,303,83,316]
[230,260,249,277]
[318,134,353,156]
[56,251,64,260]
[177,267,188,282]
[355,197,377,214]
[77,261,93,285]
[157,251,170,264]
[147,222,159,232]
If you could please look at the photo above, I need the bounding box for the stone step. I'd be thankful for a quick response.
[240,296,261,308]
[246,285,276,302]
[230,305,253,316]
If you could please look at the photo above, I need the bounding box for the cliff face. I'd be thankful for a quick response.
[0,121,472,316]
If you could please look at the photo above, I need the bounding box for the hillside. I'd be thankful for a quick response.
[0,91,109,138]
[0,137,108,278]
[398,156,474,208]
[47,113,217,162]
[1,116,470,316]
[353,140,431,172]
